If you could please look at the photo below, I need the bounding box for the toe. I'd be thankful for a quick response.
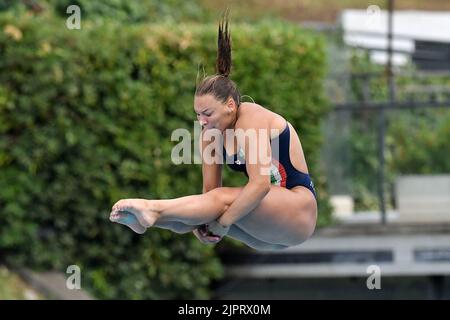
[112,199,128,211]
[109,210,119,221]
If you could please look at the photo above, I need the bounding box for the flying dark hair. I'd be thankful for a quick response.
[195,11,241,107]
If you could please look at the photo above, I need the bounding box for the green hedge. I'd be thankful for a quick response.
[1,0,210,23]
[0,11,330,298]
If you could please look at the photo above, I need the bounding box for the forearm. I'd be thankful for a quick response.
[216,182,270,227]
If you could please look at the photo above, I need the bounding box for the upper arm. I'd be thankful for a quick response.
[237,118,272,189]
[199,128,222,193]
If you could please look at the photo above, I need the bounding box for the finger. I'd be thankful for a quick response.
[198,225,208,237]
[193,230,209,243]
[206,235,221,243]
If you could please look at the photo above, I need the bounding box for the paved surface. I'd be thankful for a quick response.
[223,221,450,278]
[15,269,95,300]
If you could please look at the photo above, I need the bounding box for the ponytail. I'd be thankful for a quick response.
[216,11,232,77]
[196,10,241,107]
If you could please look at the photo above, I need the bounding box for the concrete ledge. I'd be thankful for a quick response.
[314,221,450,237]
[222,224,450,279]
[226,263,450,278]
[15,269,95,300]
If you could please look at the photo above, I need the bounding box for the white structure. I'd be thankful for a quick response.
[226,233,450,278]
[330,195,354,219]
[340,9,450,65]
[395,175,450,222]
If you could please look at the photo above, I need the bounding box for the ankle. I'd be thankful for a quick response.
[145,199,160,213]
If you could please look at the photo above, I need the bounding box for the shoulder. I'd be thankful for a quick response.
[236,103,286,135]
[235,102,271,130]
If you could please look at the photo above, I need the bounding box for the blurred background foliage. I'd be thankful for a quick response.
[0,0,331,298]
[1,0,211,22]
[331,50,450,210]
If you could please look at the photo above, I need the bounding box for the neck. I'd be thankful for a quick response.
[229,106,239,130]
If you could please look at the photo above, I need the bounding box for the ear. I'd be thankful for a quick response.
[226,97,235,111]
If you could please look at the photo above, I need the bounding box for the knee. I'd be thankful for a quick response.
[206,187,236,209]
[287,213,317,247]
[304,208,318,240]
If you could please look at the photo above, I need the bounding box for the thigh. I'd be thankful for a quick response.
[227,225,288,251]
[221,185,317,246]
[172,185,316,246]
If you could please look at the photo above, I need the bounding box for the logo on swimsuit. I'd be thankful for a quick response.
[235,147,245,165]
[270,165,282,186]
[268,160,286,187]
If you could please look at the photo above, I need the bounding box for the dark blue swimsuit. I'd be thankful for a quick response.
[222,122,317,199]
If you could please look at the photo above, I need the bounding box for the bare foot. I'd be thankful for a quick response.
[109,210,146,234]
[111,199,160,228]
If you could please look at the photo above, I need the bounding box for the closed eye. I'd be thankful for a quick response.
[196,111,212,117]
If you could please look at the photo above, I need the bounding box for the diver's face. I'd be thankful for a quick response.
[194,94,236,132]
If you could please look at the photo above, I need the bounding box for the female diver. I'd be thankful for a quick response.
[109,15,317,251]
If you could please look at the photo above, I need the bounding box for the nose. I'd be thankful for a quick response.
[198,116,208,126]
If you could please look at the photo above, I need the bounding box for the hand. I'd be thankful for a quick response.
[193,225,222,244]
[207,220,230,238]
